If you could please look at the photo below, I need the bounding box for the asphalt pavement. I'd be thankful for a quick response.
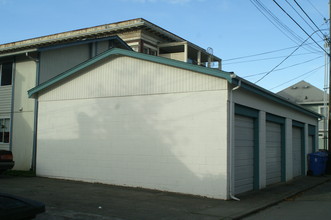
[243,179,331,220]
[0,174,329,220]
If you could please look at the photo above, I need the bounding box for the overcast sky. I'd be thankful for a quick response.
[0,0,329,92]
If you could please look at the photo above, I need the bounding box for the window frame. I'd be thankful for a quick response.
[0,118,10,144]
[0,62,13,86]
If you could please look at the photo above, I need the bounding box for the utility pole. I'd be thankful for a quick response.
[328,0,331,151]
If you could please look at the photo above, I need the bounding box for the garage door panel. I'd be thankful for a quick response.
[236,158,253,168]
[235,184,253,195]
[235,150,254,159]
[234,115,255,195]
[235,169,254,179]
[236,127,254,136]
[266,166,281,173]
[235,140,255,148]
[292,127,302,177]
[266,121,282,186]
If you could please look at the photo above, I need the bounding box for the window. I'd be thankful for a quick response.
[0,118,10,143]
[143,46,157,56]
[0,62,13,86]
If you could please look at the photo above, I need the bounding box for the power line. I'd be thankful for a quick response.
[273,0,329,55]
[223,52,321,65]
[254,30,317,83]
[269,64,325,90]
[306,0,326,20]
[293,0,327,38]
[285,0,325,40]
[250,0,319,52]
[243,55,322,78]
[223,40,324,62]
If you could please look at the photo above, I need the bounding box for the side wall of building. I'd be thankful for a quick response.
[36,56,230,199]
[11,57,37,170]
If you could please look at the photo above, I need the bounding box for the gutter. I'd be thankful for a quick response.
[0,49,37,58]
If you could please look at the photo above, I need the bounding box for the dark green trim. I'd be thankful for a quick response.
[292,120,304,128]
[266,113,285,124]
[232,78,321,119]
[28,48,232,98]
[235,104,259,118]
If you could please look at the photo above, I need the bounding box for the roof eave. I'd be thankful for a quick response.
[231,77,322,119]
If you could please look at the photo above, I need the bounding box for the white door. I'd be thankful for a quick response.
[266,122,282,185]
[234,115,255,194]
[292,127,302,177]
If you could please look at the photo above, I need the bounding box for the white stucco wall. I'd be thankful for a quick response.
[36,56,230,199]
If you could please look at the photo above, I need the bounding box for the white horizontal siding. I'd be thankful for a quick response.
[0,144,10,150]
[39,56,228,101]
[0,86,12,113]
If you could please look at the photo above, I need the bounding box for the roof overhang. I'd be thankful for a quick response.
[0,18,185,56]
[231,77,322,119]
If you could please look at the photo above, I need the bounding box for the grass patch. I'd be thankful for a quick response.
[3,170,36,177]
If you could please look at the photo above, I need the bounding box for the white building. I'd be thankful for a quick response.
[0,18,221,170]
[28,48,320,199]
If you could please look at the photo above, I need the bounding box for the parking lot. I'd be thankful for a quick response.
[0,175,221,220]
[0,174,329,219]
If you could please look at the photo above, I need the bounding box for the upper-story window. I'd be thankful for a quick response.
[0,62,13,86]
[143,46,157,56]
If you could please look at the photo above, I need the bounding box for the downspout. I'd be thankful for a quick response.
[229,73,241,201]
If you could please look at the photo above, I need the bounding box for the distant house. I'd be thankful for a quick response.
[277,80,328,149]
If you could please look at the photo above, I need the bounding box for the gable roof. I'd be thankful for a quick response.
[277,80,327,104]
[28,48,232,98]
